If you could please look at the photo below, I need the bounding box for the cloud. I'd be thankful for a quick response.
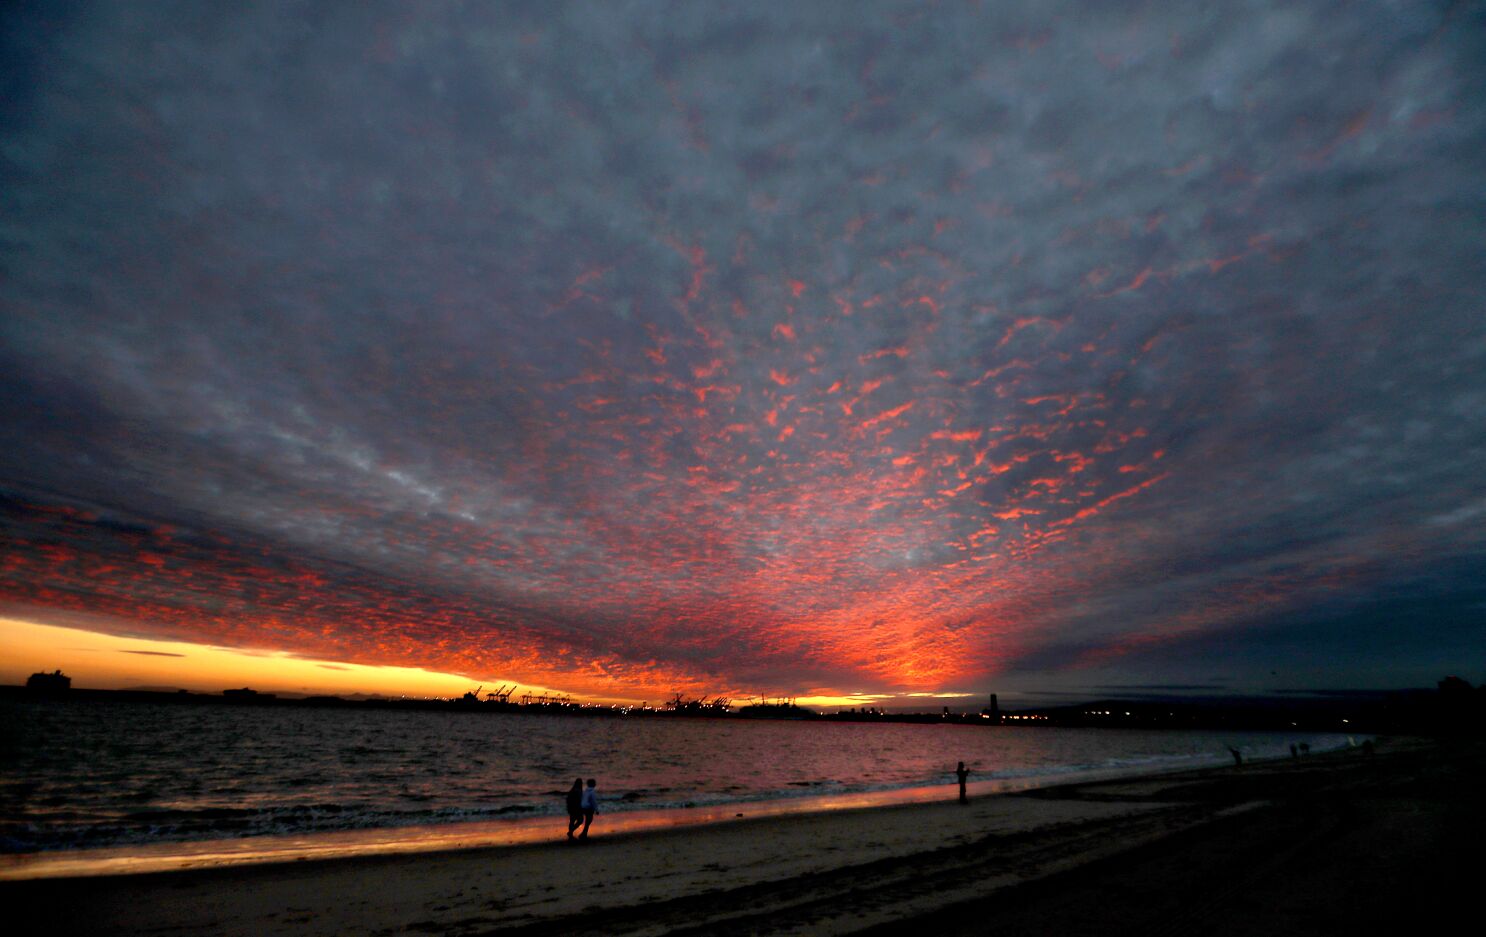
[1,1,1483,698]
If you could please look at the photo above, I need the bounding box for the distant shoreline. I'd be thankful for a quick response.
[0,683,1428,732]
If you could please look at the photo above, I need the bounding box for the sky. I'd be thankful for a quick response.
[2,1,1483,707]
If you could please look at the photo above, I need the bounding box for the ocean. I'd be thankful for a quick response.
[0,698,1357,854]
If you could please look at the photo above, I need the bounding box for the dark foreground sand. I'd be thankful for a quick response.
[5,737,1480,936]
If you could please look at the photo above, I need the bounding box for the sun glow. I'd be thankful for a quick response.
[793,694,894,709]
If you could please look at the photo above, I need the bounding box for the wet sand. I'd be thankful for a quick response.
[5,737,1476,936]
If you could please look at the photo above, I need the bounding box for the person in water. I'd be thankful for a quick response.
[955,761,970,804]
[565,778,584,839]
[579,777,598,839]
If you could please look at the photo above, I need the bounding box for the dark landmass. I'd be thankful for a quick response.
[4,676,1482,735]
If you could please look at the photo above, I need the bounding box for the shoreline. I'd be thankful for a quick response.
[6,736,1458,936]
[0,742,1343,882]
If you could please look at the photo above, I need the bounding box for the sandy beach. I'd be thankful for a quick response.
[5,737,1478,936]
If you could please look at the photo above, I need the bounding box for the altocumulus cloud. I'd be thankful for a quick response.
[1,0,1484,699]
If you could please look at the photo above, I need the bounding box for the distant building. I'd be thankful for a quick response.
[26,670,71,692]
[982,693,1000,723]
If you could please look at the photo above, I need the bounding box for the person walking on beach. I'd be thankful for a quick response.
[565,778,584,840]
[579,777,598,840]
[955,761,970,804]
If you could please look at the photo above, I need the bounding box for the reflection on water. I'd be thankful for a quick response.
[0,769,1161,881]
[0,698,1352,855]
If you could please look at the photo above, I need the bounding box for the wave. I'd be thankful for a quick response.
[0,800,553,853]
[0,698,1360,855]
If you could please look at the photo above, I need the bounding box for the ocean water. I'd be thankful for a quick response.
[0,698,1355,853]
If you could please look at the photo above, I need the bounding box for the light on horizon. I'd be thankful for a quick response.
[0,617,571,701]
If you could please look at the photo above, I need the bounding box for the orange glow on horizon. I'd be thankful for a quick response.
[0,617,996,711]
[0,617,596,702]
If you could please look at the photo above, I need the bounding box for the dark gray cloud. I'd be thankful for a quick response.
[2,1,1483,698]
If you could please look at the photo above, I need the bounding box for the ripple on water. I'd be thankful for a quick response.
[1,700,1360,852]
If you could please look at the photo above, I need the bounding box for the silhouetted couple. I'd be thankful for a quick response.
[566,778,597,840]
